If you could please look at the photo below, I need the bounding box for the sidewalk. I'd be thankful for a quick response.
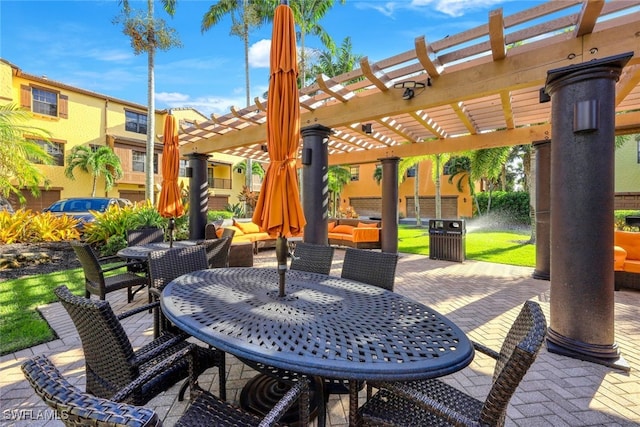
[1,249,639,426]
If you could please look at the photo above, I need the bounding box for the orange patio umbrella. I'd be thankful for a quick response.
[252,1,306,296]
[158,114,184,247]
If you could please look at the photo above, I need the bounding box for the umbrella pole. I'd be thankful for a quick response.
[168,217,175,248]
[276,236,288,297]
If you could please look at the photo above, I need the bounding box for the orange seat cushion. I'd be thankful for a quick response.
[328,221,336,232]
[233,221,261,235]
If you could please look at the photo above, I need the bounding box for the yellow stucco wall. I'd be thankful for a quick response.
[615,135,640,193]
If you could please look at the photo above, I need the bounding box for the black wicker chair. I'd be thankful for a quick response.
[54,285,226,405]
[126,227,164,275]
[341,247,399,291]
[290,242,335,275]
[147,245,209,338]
[22,352,309,427]
[359,300,547,427]
[70,241,148,303]
[199,237,233,268]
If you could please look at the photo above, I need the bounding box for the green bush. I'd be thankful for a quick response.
[474,191,530,225]
[208,210,234,221]
[615,209,640,231]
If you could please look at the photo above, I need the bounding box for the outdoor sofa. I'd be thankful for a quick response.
[328,218,382,249]
[614,230,640,291]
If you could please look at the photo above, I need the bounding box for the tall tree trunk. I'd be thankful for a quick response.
[243,0,252,215]
[434,156,442,219]
[145,0,155,204]
[414,162,421,226]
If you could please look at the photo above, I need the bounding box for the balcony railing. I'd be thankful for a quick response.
[208,178,232,190]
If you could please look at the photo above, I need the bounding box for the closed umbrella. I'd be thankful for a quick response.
[252,0,306,297]
[158,114,184,247]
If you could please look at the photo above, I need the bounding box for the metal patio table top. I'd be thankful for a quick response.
[117,241,197,260]
[160,267,474,382]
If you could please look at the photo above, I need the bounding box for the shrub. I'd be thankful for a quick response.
[615,209,640,231]
[474,191,530,225]
[208,210,234,221]
[0,209,80,244]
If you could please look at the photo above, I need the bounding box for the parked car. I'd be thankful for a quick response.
[0,197,14,213]
[43,197,131,229]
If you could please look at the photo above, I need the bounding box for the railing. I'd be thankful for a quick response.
[208,178,232,190]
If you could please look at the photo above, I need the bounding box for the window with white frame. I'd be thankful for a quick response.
[125,111,147,134]
[132,150,158,173]
[179,159,188,177]
[32,88,58,117]
[32,139,64,166]
[350,166,360,181]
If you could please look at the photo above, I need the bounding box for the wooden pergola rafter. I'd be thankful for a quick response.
[178,0,640,165]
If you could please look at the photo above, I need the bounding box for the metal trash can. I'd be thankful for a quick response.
[429,219,466,262]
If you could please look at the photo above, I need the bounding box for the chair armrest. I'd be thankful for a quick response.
[101,260,140,273]
[472,340,500,360]
[116,301,160,321]
[372,380,477,427]
[132,331,190,367]
[111,345,194,402]
[259,380,309,426]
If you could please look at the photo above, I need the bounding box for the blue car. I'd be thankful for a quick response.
[43,197,132,230]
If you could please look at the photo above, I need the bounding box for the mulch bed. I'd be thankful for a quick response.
[0,242,80,282]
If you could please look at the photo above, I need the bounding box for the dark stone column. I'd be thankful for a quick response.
[532,139,551,281]
[380,157,400,254]
[545,53,632,371]
[187,153,210,241]
[301,124,331,245]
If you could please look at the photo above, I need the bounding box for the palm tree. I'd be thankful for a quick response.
[201,0,267,107]
[114,0,182,204]
[447,156,478,214]
[399,153,450,225]
[65,146,124,197]
[234,159,265,180]
[328,165,350,217]
[309,36,363,86]
[0,103,53,204]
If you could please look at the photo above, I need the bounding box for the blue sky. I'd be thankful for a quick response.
[1,0,546,116]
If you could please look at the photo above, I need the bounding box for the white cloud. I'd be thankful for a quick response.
[156,92,190,103]
[156,93,249,117]
[249,39,271,68]
[365,0,508,18]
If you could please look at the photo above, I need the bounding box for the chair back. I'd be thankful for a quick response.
[480,300,547,426]
[147,245,208,292]
[54,285,138,399]
[200,237,233,268]
[341,248,399,291]
[127,227,164,246]
[290,242,335,275]
[70,241,105,289]
[204,222,219,240]
[21,355,161,427]
[221,228,236,239]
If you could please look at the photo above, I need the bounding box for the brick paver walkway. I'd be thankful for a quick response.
[1,249,639,426]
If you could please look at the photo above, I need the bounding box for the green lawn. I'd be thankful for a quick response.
[0,226,535,355]
[398,225,535,267]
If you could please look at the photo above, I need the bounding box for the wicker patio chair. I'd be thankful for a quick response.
[328,248,399,397]
[126,227,164,275]
[199,237,233,268]
[147,245,209,338]
[290,242,335,275]
[359,300,547,427]
[70,241,148,303]
[341,247,399,291]
[54,285,226,405]
[22,352,309,427]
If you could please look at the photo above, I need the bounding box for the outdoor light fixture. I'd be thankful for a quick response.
[361,123,373,134]
[261,144,268,152]
[394,78,431,100]
[539,87,551,103]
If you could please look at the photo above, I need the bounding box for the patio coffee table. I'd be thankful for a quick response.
[161,267,474,426]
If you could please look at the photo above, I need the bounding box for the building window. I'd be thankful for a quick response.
[350,166,360,181]
[32,88,58,117]
[32,139,64,166]
[180,119,195,129]
[132,150,157,173]
[125,111,147,134]
[179,159,188,177]
[406,166,416,178]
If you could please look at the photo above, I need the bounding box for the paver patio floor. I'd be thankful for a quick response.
[1,248,639,426]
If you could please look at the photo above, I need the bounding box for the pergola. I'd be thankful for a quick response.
[178,0,640,165]
[178,0,640,375]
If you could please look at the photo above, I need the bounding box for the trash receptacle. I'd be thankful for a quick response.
[429,219,466,262]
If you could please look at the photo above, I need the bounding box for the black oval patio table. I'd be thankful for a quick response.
[160,267,474,426]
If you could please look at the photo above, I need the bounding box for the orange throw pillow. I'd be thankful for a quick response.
[225,225,245,236]
[328,221,336,232]
[333,224,355,234]
[358,222,378,228]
